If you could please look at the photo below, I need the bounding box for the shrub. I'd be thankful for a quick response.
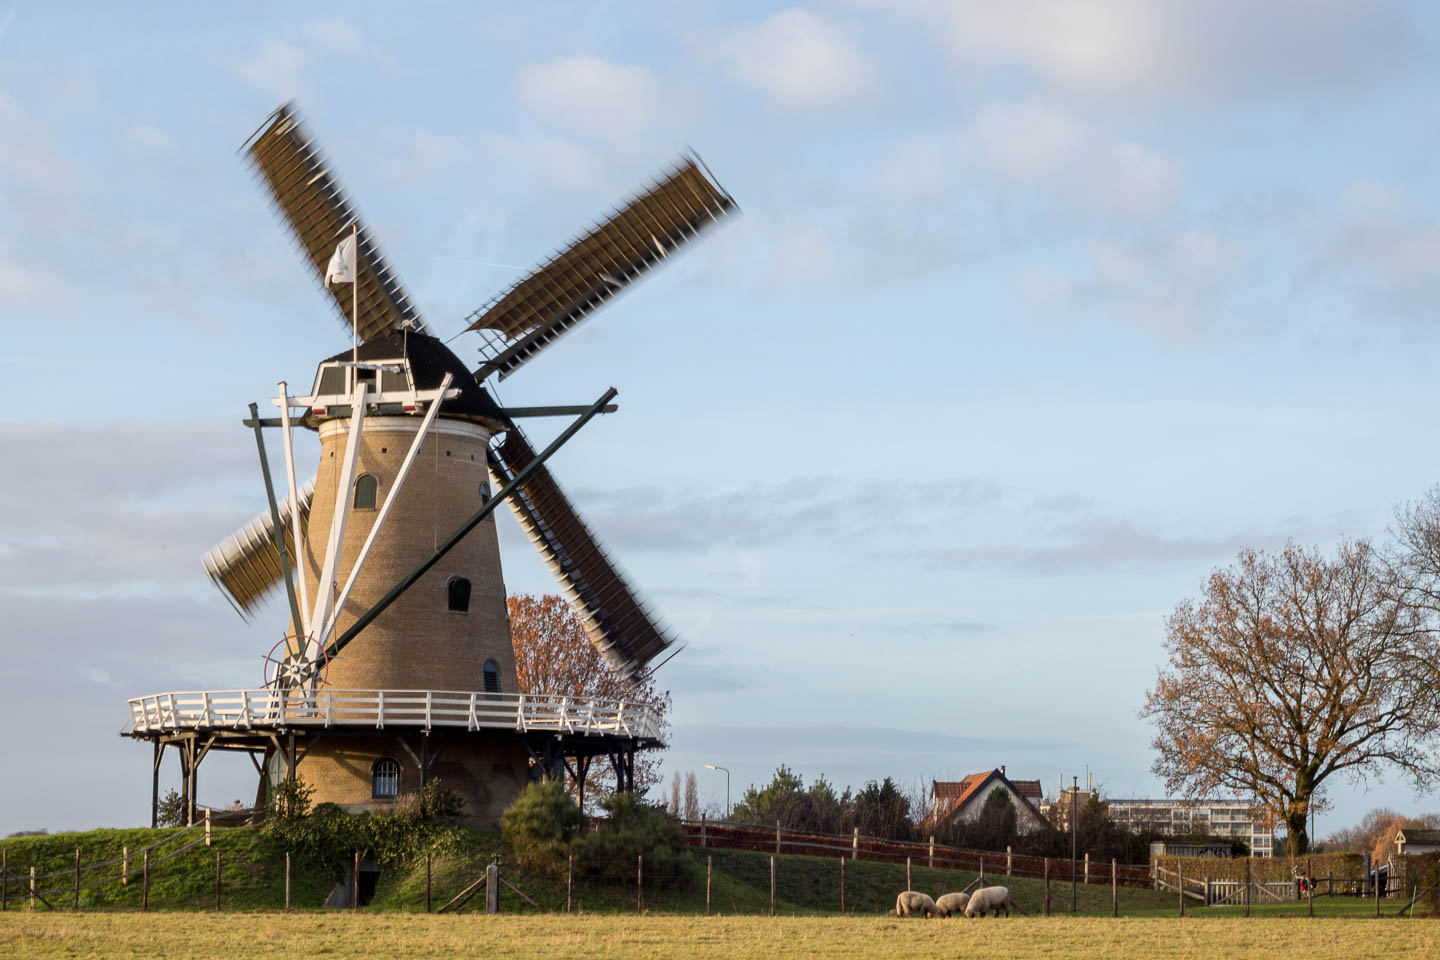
[500,779,585,875]
[573,791,690,888]
[156,789,187,828]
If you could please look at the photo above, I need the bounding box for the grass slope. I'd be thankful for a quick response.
[3,914,1439,960]
[1,828,1418,919]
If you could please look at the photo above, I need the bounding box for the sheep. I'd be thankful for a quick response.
[963,885,1019,917]
[894,890,937,918]
[934,892,970,917]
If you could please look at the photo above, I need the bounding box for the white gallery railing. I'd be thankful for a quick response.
[124,689,662,740]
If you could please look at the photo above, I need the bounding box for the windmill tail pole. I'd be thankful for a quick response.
[327,386,619,658]
[249,401,307,640]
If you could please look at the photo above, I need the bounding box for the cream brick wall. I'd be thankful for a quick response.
[297,736,531,828]
[298,413,526,821]
[303,416,516,692]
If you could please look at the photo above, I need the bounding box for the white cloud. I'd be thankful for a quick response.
[713,9,877,109]
[876,0,1416,104]
[1020,229,1250,338]
[517,56,669,150]
[235,42,309,102]
[969,98,1179,219]
[1306,180,1440,320]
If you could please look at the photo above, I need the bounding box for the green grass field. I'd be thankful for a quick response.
[2,913,1438,959]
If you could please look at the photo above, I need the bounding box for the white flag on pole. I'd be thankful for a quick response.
[326,235,357,286]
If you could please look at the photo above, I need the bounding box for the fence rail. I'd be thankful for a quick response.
[123,689,662,739]
[681,819,1153,887]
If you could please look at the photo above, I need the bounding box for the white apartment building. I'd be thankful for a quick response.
[1106,798,1276,857]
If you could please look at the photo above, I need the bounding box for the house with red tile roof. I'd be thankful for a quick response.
[926,767,1049,834]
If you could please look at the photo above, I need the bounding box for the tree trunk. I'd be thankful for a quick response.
[1285,805,1309,856]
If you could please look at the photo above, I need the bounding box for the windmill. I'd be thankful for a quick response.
[123,103,736,827]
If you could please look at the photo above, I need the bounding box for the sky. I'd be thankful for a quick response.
[3,0,1440,840]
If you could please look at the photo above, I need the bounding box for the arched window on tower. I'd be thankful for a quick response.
[354,474,378,510]
[372,758,399,799]
[447,577,471,613]
[483,659,501,698]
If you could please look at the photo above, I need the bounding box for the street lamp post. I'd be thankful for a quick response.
[704,764,731,819]
[1071,775,1078,913]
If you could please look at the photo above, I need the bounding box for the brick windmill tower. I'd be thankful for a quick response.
[123,103,736,826]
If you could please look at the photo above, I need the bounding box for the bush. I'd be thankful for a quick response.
[156,789,187,828]
[260,776,469,881]
[573,791,690,889]
[500,779,585,875]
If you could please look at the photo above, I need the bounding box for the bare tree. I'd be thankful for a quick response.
[684,770,700,821]
[1143,542,1440,855]
[509,593,672,804]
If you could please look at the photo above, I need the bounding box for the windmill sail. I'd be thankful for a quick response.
[243,103,429,342]
[203,482,315,619]
[467,156,736,380]
[487,428,675,680]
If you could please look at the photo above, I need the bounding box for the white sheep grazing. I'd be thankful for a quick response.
[934,892,970,917]
[894,890,937,918]
[964,885,1017,917]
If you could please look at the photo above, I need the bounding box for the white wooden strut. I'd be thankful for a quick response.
[276,381,311,639]
[313,372,453,654]
[308,382,367,659]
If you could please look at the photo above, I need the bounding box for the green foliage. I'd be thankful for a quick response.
[500,779,586,875]
[729,767,915,840]
[265,776,314,823]
[573,791,690,888]
[155,789,187,828]
[260,777,469,882]
[419,779,465,821]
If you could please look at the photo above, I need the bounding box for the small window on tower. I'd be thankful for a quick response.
[448,577,471,613]
[354,475,378,510]
[380,368,411,393]
[483,659,501,697]
[372,758,400,799]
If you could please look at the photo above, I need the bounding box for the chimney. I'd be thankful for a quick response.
[1000,765,1006,776]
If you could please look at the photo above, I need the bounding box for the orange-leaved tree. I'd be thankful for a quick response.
[509,593,672,806]
[1143,542,1440,856]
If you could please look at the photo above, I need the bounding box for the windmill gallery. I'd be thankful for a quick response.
[120,104,737,828]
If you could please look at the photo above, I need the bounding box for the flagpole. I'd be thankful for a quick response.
[351,221,359,377]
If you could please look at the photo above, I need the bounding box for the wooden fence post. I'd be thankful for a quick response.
[215,851,222,911]
[1204,877,1211,907]
[637,854,643,914]
[205,808,212,847]
[1179,860,1187,916]
[906,857,912,891]
[701,813,707,849]
[928,836,934,869]
[1375,869,1381,917]
[1111,859,1118,918]
[2,847,7,911]
[852,828,858,860]
[566,855,573,914]
[426,854,432,913]
[840,857,846,914]
[770,855,776,917]
[74,848,81,909]
[30,867,35,909]
[1243,858,1250,918]
[706,856,712,916]
[486,862,498,914]
[1044,858,1050,916]
[121,846,128,887]
[775,820,781,855]
[142,851,149,911]
[1006,845,1012,876]
[1084,852,1090,886]
[979,856,984,882]
[284,852,291,911]
[352,851,359,912]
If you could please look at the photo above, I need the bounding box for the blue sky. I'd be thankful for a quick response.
[3,1,1440,838]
